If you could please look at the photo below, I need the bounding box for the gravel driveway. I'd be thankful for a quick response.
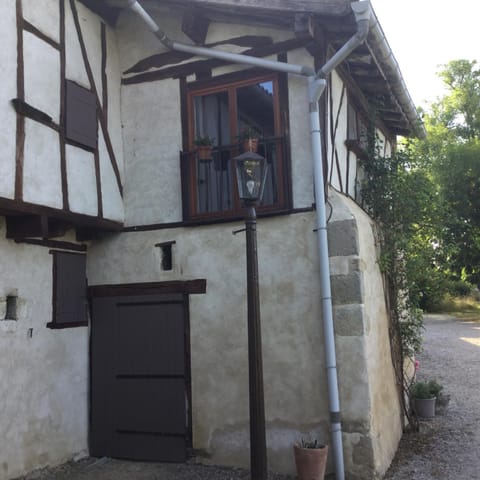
[18,314,479,480]
[385,314,480,480]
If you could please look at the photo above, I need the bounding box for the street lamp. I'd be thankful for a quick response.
[234,151,268,480]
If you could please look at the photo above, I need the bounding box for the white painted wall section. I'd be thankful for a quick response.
[122,80,183,225]
[106,25,125,184]
[76,2,103,102]
[287,49,315,209]
[0,1,17,200]
[66,145,98,216]
[22,0,60,44]
[23,31,60,124]
[22,119,63,209]
[65,0,90,89]
[99,130,124,222]
[330,70,348,192]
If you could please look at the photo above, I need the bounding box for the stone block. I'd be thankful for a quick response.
[333,304,364,336]
[331,272,363,305]
[327,219,359,256]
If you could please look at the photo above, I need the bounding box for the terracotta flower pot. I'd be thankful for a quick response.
[242,138,259,152]
[196,145,213,161]
[293,444,329,480]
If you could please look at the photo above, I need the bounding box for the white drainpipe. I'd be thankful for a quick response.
[125,2,372,478]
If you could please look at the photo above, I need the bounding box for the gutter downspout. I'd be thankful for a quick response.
[308,6,371,480]
[125,2,372,478]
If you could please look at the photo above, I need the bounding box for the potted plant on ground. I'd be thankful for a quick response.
[194,135,216,161]
[237,126,261,152]
[293,438,329,480]
[411,380,443,418]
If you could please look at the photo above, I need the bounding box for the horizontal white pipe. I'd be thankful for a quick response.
[128,0,314,77]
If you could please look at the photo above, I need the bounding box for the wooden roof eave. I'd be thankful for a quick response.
[91,0,424,137]
[365,11,425,138]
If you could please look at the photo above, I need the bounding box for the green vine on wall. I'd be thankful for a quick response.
[359,124,430,429]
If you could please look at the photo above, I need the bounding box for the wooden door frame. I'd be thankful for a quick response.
[88,279,206,457]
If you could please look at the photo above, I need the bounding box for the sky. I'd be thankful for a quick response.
[370,0,479,108]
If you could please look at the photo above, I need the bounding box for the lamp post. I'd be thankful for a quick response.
[234,151,268,480]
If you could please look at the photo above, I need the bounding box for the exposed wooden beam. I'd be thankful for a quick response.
[77,0,120,25]
[0,196,123,231]
[123,36,312,85]
[15,238,87,252]
[6,215,48,239]
[88,279,208,297]
[156,0,352,15]
[182,6,210,44]
[294,13,314,41]
[124,35,274,74]
[11,99,58,131]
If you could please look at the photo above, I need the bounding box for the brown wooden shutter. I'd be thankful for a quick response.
[48,251,87,328]
[65,80,98,149]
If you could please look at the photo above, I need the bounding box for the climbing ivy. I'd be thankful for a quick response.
[359,133,436,428]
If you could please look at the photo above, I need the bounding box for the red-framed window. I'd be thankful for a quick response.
[181,73,291,221]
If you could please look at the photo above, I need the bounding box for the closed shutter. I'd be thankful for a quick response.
[47,251,87,328]
[65,80,98,149]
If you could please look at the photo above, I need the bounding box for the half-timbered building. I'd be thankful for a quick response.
[0,1,423,479]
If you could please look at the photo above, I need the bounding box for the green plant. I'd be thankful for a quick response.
[237,126,261,141]
[299,438,325,449]
[411,381,434,399]
[427,380,443,397]
[194,135,216,146]
[411,380,442,399]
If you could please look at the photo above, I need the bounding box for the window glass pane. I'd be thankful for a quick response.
[196,150,233,213]
[237,81,277,206]
[193,90,232,213]
[194,91,230,146]
[347,103,358,140]
[236,81,275,138]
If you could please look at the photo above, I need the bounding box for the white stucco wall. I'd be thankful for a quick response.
[0,220,88,480]
[66,146,98,216]
[65,0,90,89]
[329,70,349,192]
[121,80,183,225]
[23,119,63,209]
[23,30,61,124]
[287,49,315,209]
[0,1,17,200]
[87,212,331,474]
[355,201,402,476]
[22,0,60,44]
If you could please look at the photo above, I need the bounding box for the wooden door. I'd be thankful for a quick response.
[90,293,189,462]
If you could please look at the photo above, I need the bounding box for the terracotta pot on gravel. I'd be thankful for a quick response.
[293,443,329,480]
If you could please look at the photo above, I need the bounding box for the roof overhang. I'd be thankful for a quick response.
[80,0,425,138]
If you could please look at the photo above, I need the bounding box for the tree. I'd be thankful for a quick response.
[420,60,480,286]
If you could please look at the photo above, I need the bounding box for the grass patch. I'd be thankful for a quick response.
[433,294,480,322]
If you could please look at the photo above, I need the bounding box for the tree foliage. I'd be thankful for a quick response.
[418,60,480,287]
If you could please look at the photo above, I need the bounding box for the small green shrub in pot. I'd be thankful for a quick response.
[412,379,443,399]
[427,380,443,397]
[412,381,435,399]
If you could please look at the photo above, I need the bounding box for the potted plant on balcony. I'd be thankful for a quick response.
[411,380,442,418]
[293,438,329,480]
[194,135,216,161]
[238,126,261,152]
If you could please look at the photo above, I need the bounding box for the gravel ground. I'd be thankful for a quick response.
[17,458,294,480]
[17,314,479,480]
[384,314,480,480]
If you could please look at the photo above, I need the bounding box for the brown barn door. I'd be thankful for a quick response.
[90,293,190,462]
